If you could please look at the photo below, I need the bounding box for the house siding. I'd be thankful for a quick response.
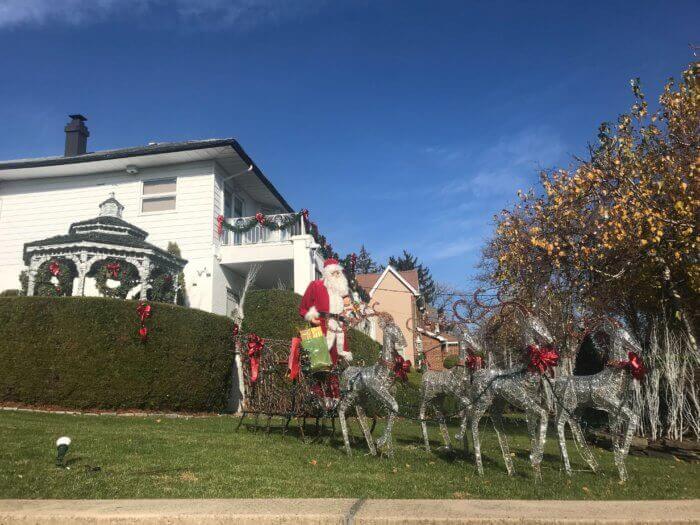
[0,161,217,310]
[370,271,418,362]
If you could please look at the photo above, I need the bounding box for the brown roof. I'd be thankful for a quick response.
[355,268,420,294]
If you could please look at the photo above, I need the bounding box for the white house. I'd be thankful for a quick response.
[0,115,325,316]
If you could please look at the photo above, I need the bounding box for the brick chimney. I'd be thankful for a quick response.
[64,114,89,156]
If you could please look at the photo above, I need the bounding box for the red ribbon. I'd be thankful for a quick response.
[136,302,152,343]
[49,261,60,277]
[217,214,225,236]
[393,354,412,382]
[247,333,265,383]
[609,351,647,381]
[288,337,301,381]
[466,352,484,371]
[232,323,239,337]
[106,262,121,279]
[255,212,266,225]
[526,344,559,374]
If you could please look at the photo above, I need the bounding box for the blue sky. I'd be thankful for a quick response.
[0,0,696,288]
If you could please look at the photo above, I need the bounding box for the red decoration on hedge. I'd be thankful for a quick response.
[526,344,559,374]
[247,333,265,383]
[136,302,152,343]
[255,212,266,225]
[106,262,121,279]
[49,261,61,277]
[232,323,239,337]
[217,214,225,236]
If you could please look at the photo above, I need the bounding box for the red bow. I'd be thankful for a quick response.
[526,344,559,374]
[255,212,266,225]
[232,323,239,337]
[466,352,484,371]
[136,302,152,322]
[136,302,152,343]
[106,262,121,279]
[393,354,412,382]
[217,214,225,236]
[288,337,301,381]
[247,333,265,383]
[49,261,61,277]
[609,352,647,381]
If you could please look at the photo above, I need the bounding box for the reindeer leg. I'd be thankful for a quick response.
[491,401,514,476]
[419,396,431,453]
[338,391,357,456]
[374,389,399,459]
[569,419,598,473]
[556,409,573,476]
[434,404,452,450]
[470,406,486,476]
[355,405,377,456]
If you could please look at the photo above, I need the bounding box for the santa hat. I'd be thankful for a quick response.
[323,258,342,275]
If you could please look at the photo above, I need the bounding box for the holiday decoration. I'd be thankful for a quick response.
[551,318,647,481]
[217,214,225,236]
[35,259,76,297]
[526,344,559,374]
[392,354,412,382]
[93,257,140,299]
[148,271,176,303]
[246,333,264,383]
[338,312,406,458]
[466,351,485,371]
[418,326,483,452]
[136,301,152,343]
[254,212,266,225]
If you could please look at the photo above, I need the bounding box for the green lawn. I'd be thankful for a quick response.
[0,410,696,499]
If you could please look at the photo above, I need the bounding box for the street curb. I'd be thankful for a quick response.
[0,499,697,524]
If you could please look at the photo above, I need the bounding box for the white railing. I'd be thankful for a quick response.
[224,213,304,246]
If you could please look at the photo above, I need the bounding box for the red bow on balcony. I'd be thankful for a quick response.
[106,262,121,279]
[526,344,559,374]
[247,333,265,383]
[49,261,61,277]
[255,212,266,225]
[393,354,412,382]
[466,352,484,371]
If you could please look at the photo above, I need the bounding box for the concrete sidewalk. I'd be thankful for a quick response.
[0,499,698,524]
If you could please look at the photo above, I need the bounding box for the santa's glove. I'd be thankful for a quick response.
[338,350,353,363]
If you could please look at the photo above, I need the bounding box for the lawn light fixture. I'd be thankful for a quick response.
[55,436,71,467]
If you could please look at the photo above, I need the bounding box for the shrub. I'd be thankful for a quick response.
[242,289,382,364]
[0,296,235,412]
[0,289,20,297]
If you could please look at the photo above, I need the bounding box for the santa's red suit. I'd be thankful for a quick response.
[299,258,353,366]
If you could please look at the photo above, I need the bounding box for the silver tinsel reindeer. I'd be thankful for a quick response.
[457,294,557,480]
[551,317,645,481]
[418,326,482,452]
[338,312,408,458]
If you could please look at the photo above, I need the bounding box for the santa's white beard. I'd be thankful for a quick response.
[323,269,348,315]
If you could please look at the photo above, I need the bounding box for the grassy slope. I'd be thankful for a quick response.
[0,411,696,500]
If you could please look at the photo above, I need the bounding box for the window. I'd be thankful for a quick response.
[142,178,176,212]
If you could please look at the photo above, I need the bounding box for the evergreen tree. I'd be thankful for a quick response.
[387,250,436,305]
[167,242,188,306]
[355,245,382,274]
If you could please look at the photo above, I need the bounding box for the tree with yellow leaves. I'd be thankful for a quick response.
[485,64,699,349]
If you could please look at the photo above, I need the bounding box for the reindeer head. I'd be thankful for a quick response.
[584,316,642,361]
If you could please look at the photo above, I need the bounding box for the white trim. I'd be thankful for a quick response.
[368,265,420,298]
[416,325,446,342]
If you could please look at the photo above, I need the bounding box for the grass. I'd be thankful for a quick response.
[0,410,697,500]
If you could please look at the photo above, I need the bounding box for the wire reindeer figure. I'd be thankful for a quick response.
[337,311,408,458]
[454,291,557,480]
[417,323,483,453]
[551,316,646,481]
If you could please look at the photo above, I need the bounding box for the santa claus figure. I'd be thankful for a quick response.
[299,258,353,364]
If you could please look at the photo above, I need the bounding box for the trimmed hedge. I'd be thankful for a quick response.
[241,289,382,365]
[0,297,235,412]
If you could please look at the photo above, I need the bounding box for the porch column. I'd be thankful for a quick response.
[291,235,314,295]
[26,257,39,297]
[139,258,152,300]
[74,253,90,297]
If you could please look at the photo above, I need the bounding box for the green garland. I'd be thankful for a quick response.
[92,258,140,299]
[34,259,76,297]
[149,271,176,303]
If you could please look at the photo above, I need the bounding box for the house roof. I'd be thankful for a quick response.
[355,267,420,297]
[0,138,294,213]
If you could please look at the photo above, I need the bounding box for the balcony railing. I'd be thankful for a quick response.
[223,213,304,246]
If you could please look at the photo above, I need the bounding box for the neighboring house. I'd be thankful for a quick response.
[355,266,421,362]
[0,115,326,316]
